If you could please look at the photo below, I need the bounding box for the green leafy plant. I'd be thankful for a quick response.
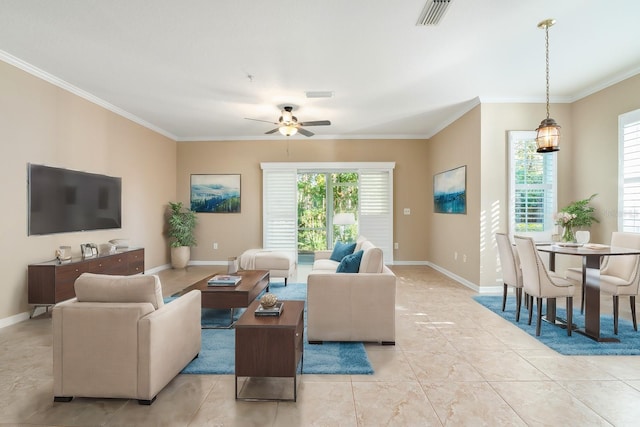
[167,202,197,248]
[554,194,599,229]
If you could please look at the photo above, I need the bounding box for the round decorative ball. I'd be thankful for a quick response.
[260,293,278,309]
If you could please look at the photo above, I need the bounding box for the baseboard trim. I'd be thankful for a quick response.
[425,262,501,294]
[0,311,31,330]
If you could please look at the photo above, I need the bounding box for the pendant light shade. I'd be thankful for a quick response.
[535,18,560,153]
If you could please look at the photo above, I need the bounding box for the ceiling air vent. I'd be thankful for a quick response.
[416,0,452,26]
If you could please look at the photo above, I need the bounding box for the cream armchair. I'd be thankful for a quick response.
[52,273,201,405]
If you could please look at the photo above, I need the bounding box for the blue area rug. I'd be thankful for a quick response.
[168,282,373,374]
[474,295,640,355]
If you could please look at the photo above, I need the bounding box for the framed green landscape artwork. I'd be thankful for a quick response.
[433,165,466,214]
[190,174,241,213]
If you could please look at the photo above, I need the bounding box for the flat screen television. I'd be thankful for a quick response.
[28,163,122,235]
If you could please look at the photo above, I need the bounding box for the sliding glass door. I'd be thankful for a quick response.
[297,172,358,254]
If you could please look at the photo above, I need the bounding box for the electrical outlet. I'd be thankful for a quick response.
[454,251,458,260]
[213,242,218,250]
[403,208,411,215]
[394,242,399,249]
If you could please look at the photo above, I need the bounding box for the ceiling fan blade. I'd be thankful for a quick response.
[245,117,278,124]
[298,127,314,137]
[265,128,280,134]
[299,120,331,126]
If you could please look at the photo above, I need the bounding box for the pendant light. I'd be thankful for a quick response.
[535,18,561,153]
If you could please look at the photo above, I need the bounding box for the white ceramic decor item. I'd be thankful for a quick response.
[576,230,590,245]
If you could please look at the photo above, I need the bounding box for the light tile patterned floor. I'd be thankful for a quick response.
[2,265,640,425]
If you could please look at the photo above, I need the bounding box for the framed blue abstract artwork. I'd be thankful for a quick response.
[433,165,466,214]
[190,174,241,213]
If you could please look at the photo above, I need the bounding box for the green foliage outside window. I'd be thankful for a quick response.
[297,172,359,252]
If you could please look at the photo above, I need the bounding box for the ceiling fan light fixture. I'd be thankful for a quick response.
[281,109,293,123]
[279,125,298,136]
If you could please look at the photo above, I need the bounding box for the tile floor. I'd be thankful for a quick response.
[2,265,640,426]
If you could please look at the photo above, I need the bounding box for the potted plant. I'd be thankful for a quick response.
[167,201,197,268]
[553,194,598,242]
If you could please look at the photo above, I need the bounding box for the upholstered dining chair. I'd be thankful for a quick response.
[495,233,524,321]
[566,231,640,334]
[514,235,575,336]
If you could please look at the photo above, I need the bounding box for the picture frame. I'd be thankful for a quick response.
[190,174,241,213]
[433,165,467,214]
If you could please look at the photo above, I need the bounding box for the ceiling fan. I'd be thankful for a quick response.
[245,105,331,137]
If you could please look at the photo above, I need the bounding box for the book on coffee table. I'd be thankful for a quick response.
[254,302,284,316]
[207,275,241,286]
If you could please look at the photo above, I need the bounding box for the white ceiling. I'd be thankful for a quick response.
[1,0,640,141]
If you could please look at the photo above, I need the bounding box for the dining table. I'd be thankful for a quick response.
[537,243,640,342]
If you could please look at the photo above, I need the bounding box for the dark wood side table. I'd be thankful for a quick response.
[235,299,304,401]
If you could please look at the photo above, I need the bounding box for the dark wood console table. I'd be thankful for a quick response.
[28,248,144,316]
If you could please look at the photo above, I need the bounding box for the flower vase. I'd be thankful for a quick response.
[562,226,576,243]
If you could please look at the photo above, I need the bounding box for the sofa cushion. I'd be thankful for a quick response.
[330,241,356,262]
[359,246,384,273]
[336,250,364,273]
[354,235,368,252]
[74,273,164,309]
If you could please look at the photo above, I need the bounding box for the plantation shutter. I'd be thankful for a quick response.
[359,169,394,264]
[620,109,640,232]
[262,168,297,250]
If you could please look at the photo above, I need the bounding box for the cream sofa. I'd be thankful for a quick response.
[52,273,201,405]
[307,238,396,345]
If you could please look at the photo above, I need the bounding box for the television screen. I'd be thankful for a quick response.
[28,164,122,235]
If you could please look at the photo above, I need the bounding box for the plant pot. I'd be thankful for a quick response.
[171,246,191,269]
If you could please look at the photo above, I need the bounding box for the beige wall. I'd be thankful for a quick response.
[426,106,482,284]
[571,74,640,243]
[176,139,430,263]
[0,61,176,321]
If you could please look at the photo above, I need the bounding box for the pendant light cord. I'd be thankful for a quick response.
[545,24,550,120]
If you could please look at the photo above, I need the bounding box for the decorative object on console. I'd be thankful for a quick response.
[535,19,561,153]
[167,201,198,269]
[260,292,278,309]
[80,243,97,259]
[190,174,241,213]
[99,243,117,255]
[55,246,71,263]
[434,165,467,214]
[109,238,129,248]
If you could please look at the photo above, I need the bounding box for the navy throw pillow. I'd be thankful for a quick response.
[336,250,364,273]
[330,241,356,262]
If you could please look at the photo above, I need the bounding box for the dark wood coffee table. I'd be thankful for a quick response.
[235,299,304,401]
[181,269,270,328]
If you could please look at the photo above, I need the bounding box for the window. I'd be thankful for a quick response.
[508,131,557,240]
[619,109,640,232]
[262,162,395,263]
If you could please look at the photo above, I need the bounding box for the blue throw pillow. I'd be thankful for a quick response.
[336,250,364,273]
[330,241,356,262]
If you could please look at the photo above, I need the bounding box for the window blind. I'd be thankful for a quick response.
[262,169,298,250]
[620,109,640,232]
[359,170,394,264]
